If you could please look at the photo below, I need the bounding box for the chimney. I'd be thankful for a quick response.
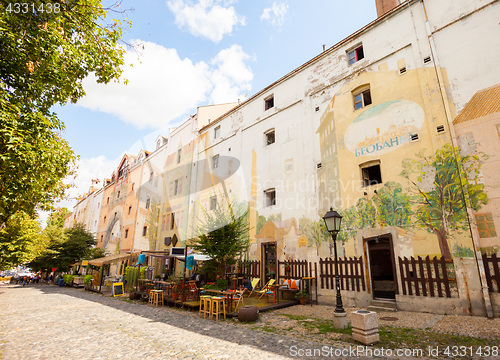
[322,44,326,52]
[375,0,401,17]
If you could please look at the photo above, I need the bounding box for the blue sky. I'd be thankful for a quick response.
[57,0,377,207]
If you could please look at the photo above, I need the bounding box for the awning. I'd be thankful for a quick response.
[88,253,138,267]
[173,254,212,262]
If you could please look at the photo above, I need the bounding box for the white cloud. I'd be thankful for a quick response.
[78,41,253,129]
[167,0,245,43]
[209,44,253,103]
[260,1,288,28]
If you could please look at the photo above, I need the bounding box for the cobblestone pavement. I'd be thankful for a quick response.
[0,284,406,360]
[2,284,496,360]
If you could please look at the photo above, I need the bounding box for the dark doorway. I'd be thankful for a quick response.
[368,235,397,299]
[262,242,277,284]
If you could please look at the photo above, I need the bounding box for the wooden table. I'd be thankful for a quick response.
[202,289,237,312]
[264,284,280,304]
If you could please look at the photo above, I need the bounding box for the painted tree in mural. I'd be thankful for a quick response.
[338,182,412,242]
[401,144,488,259]
[299,217,330,256]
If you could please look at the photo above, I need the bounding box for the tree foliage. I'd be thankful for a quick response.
[0,1,129,228]
[30,223,96,272]
[338,181,412,242]
[0,211,42,270]
[401,143,488,259]
[299,216,329,256]
[191,200,250,275]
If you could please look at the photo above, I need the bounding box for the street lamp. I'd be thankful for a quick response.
[323,207,344,314]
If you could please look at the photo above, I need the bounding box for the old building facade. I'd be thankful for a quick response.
[66,0,500,316]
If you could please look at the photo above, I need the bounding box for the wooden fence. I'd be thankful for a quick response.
[398,256,457,298]
[482,253,500,293]
[319,257,366,292]
[277,260,315,281]
[241,260,260,279]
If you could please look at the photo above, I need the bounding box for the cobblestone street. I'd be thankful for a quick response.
[0,284,373,360]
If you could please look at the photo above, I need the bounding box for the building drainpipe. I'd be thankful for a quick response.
[420,0,493,318]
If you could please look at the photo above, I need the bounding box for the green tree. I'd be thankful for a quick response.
[30,223,96,272]
[0,1,129,229]
[373,181,412,227]
[401,144,488,259]
[0,211,42,270]
[46,208,70,228]
[191,200,250,276]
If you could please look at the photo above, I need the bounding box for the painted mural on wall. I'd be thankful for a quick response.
[338,143,488,259]
[344,100,425,158]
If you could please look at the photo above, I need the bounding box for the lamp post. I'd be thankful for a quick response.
[323,208,345,314]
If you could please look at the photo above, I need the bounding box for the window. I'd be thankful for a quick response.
[114,212,117,218]
[437,125,445,133]
[347,45,364,65]
[103,216,106,224]
[210,196,217,210]
[132,183,135,191]
[128,206,132,215]
[142,226,147,236]
[361,162,382,186]
[214,125,221,139]
[475,214,497,238]
[107,197,110,204]
[117,191,120,198]
[264,188,276,207]
[177,149,182,164]
[170,213,175,230]
[353,88,372,110]
[125,229,129,238]
[100,235,103,242]
[264,95,274,111]
[145,197,150,210]
[212,155,219,169]
[265,129,275,146]
[174,179,179,196]
[150,171,154,181]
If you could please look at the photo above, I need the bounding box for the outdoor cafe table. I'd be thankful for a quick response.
[201,289,237,312]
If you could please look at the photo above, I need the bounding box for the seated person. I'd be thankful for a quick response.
[241,277,253,292]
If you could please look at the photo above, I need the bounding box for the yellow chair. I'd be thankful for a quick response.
[199,295,212,318]
[246,278,261,297]
[256,279,276,299]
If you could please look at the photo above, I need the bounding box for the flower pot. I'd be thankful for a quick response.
[238,305,259,322]
[299,297,307,305]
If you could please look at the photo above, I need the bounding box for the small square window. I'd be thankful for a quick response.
[354,88,372,110]
[212,155,219,169]
[348,45,364,65]
[125,229,129,238]
[265,129,275,146]
[265,95,274,111]
[170,213,176,230]
[361,163,382,186]
[475,213,497,238]
[210,196,217,210]
[104,216,106,223]
[128,206,132,215]
[177,149,182,164]
[264,189,276,207]
[214,125,221,139]
[117,191,120,198]
[142,226,147,236]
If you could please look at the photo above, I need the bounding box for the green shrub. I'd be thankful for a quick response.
[125,266,139,293]
[215,278,228,290]
[63,274,75,286]
[84,275,93,285]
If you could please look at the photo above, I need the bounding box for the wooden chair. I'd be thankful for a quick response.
[187,281,200,301]
[199,295,212,318]
[246,278,261,297]
[256,279,276,299]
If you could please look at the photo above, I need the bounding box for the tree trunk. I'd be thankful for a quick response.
[435,227,452,260]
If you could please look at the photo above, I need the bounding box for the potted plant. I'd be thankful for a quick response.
[296,289,308,305]
[171,283,180,300]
